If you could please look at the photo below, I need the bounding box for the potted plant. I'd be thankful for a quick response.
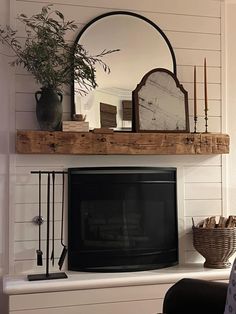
[0,5,117,131]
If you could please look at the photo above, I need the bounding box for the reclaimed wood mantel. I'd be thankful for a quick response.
[16,130,230,155]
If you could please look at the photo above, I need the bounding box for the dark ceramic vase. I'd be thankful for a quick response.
[35,87,63,131]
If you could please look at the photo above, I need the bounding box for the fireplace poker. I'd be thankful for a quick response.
[50,171,55,266]
[45,172,51,277]
[36,171,43,266]
[58,171,67,270]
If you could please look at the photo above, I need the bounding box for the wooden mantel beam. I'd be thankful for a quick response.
[16,130,230,155]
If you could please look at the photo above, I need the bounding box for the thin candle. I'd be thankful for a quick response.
[204,58,208,112]
[194,65,197,118]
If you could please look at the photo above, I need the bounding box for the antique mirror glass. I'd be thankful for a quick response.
[133,68,189,132]
[72,11,176,131]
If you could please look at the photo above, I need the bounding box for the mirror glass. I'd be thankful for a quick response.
[72,12,176,131]
[133,68,189,132]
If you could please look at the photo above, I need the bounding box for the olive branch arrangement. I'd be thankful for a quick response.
[0,5,118,93]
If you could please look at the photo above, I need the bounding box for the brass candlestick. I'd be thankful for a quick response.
[204,108,208,133]
[193,65,198,133]
[194,116,198,133]
[204,58,208,133]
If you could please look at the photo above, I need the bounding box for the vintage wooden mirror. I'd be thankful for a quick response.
[133,68,189,132]
[71,11,176,131]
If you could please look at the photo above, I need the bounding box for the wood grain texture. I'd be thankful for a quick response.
[16,130,229,155]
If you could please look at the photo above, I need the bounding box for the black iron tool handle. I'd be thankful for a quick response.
[36,171,43,266]
[46,172,50,277]
[58,172,67,270]
[50,171,55,266]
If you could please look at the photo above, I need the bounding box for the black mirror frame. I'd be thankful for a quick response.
[71,11,177,119]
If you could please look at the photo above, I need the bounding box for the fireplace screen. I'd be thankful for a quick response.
[68,167,178,271]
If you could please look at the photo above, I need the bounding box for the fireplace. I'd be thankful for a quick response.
[68,167,178,272]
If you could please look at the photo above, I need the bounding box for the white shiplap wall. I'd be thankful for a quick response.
[11,0,225,274]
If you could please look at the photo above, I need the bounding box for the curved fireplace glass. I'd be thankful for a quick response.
[68,167,178,272]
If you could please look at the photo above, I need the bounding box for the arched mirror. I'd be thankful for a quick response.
[133,68,189,132]
[72,11,176,131]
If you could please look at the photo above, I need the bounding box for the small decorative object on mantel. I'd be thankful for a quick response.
[92,128,114,134]
[63,113,89,132]
[0,5,118,131]
[192,216,236,269]
[100,102,117,128]
[73,114,86,122]
[62,121,89,132]
[133,68,189,132]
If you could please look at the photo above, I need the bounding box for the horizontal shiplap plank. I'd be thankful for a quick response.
[183,82,221,100]
[185,250,205,263]
[10,284,169,311]
[15,91,71,114]
[15,112,71,130]
[16,166,65,185]
[14,258,62,274]
[14,239,62,260]
[15,184,65,204]
[15,75,39,93]
[184,166,221,183]
[15,203,62,223]
[176,49,221,67]
[185,233,194,250]
[188,99,221,117]
[167,31,220,50]
[15,153,222,167]
[15,111,38,130]
[185,199,222,217]
[143,13,220,34]
[9,299,163,314]
[14,0,221,17]
[15,2,221,34]
[177,65,221,84]
[189,116,221,133]
[184,182,222,200]
[14,221,62,241]
[15,76,70,96]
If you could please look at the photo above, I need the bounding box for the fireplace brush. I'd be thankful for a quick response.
[58,171,68,270]
[28,170,68,281]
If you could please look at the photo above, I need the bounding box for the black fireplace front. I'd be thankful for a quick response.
[68,167,178,272]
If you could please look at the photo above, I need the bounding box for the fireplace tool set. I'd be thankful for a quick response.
[28,170,68,281]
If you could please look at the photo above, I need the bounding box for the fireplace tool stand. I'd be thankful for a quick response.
[28,171,68,281]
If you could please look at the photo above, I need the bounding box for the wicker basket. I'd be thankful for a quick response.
[192,226,236,268]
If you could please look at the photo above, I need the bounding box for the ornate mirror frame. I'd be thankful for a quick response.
[133,68,189,133]
[71,11,177,129]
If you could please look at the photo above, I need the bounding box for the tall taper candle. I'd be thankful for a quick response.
[194,65,197,118]
[204,58,208,112]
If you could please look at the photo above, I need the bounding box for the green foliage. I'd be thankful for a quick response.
[0,5,118,93]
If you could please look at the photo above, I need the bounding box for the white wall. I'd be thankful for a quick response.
[0,0,11,312]
[225,1,236,219]
[9,0,225,275]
